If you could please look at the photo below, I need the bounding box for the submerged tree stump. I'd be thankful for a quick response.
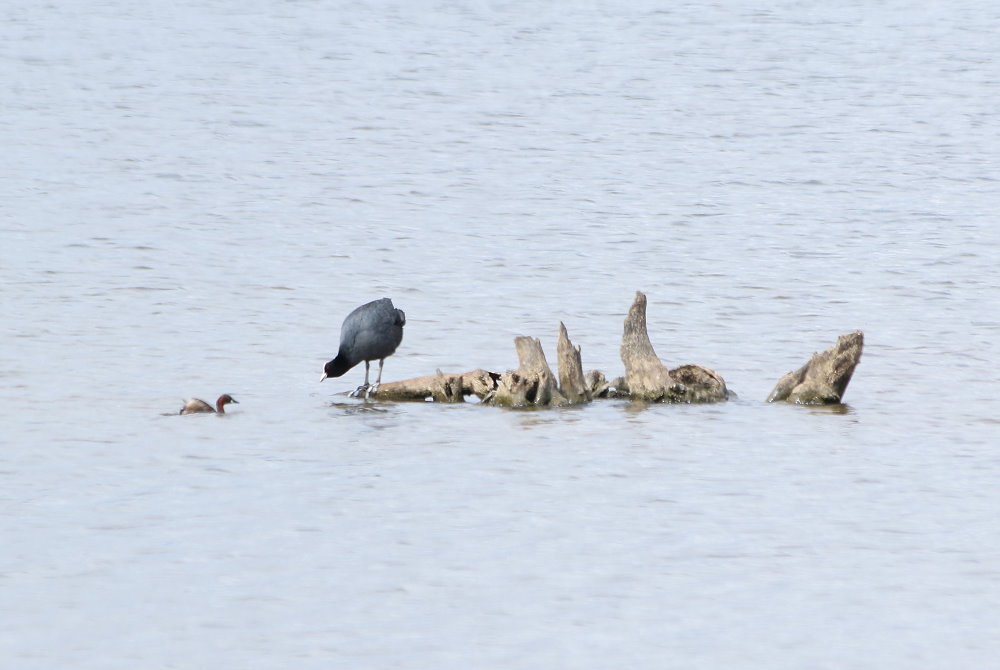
[767,330,864,404]
[619,291,729,403]
[485,336,569,407]
[369,326,592,407]
[620,291,674,399]
[362,292,862,410]
[556,322,591,404]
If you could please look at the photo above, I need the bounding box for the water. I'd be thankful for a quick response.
[3,1,1000,667]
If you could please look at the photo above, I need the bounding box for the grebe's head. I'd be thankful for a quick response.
[217,394,239,411]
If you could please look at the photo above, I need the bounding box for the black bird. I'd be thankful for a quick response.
[322,298,406,396]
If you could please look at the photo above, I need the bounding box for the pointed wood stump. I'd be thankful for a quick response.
[486,336,569,408]
[620,291,728,403]
[621,291,674,398]
[556,322,591,404]
[767,330,864,404]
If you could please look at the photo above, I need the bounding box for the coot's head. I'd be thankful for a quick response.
[322,357,351,381]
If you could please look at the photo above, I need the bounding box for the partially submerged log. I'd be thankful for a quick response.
[369,326,593,407]
[767,330,864,404]
[485,336,569,407]
[668,364,730,403]
[365,292,861,409]
[372,369,499,402]
[620,291,729,403]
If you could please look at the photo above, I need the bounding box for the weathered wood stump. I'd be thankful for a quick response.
[767,330,864,404]
[556,322,591,404]
[485,336,569,407]
[369,326,593,407]
[363,291,863,410]
[619,291,729,403]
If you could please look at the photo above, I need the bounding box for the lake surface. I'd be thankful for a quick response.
[3,1,1000,667]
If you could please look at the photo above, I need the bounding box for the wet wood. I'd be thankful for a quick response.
[367,292,863,409]
[667,364,730,403]
[619,291,729,403]
[586,370,613,398]
[372,369,499,402]
[485,336,569,407]
[556,322,591,404]
[767,330,864,404]
[620,291,675,399]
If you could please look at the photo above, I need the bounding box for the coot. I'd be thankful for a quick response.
[322,298,405,396]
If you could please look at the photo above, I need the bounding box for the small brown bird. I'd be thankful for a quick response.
[180,394,239,415]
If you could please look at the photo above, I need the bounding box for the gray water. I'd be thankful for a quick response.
[3,1,1000,667]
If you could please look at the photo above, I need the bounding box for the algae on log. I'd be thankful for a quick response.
[485,336,569,407]
[371,369,500,402]
[767,330,864,404]
[619,291,729,403]
[667,364,730,403]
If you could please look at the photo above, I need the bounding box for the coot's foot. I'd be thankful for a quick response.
[350,384,370,398]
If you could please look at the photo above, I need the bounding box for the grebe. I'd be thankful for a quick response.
[180,394,238,414]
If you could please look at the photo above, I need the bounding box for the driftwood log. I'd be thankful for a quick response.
[369,323,597,406]
[369,292,726,405]
[365,291,858,409]
[372,369,499,402]
[767,330,864,404]
[619,291,729,403]
[485,336,567,407]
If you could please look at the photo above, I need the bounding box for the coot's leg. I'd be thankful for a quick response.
[364,359,386,398]
[352,361,372,398]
